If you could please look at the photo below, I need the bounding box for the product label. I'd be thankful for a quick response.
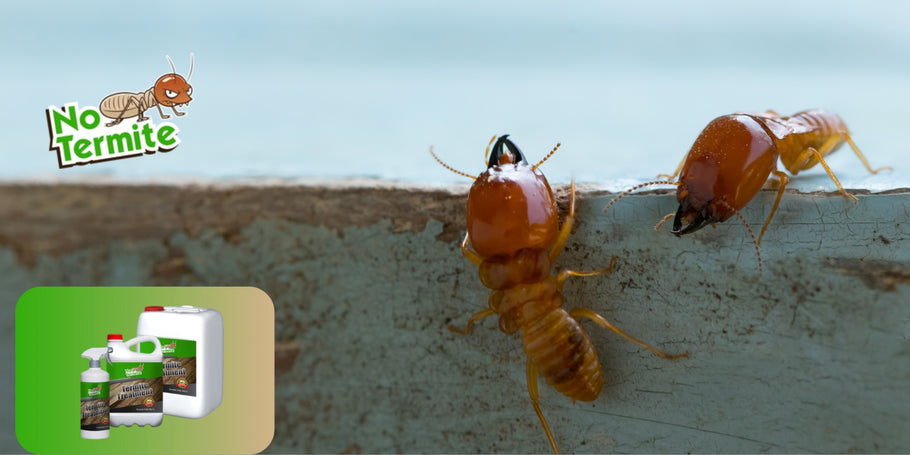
[80,381,110,431]
[160,337,197,397]
[108,362,163,413]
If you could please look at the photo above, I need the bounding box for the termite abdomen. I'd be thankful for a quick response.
[523,309,604,402]
[99,91,156,121]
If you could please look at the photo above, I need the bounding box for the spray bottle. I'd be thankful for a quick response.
[80,348,110,439]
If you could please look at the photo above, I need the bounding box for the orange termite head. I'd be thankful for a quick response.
[154,54,194,107]
[153,74,193,107]
[466,135,559,258]
[671,114,777,236]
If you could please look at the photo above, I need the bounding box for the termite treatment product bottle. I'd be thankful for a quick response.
[80,348,110,439]
[137,305,223,419]
[106,334,163,427]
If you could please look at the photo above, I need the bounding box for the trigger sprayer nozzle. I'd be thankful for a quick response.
[82,347,108,369]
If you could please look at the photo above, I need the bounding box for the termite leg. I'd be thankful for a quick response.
[527,358,559,455]
[569,307,688,360]
[843,133,891,174]
[804,145,858,203]
[758,170,790,245]
[170,106,186,116]
[136,99,150,122]
[106,98,140,127]
[155,103,171,119]
[657,156,686,180]
[654,212,675,231]
[461,233,483,266]
[447,308,495,335]
[556,256,615,290]
[549,180,576,263]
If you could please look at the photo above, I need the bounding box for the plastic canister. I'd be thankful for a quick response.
[106,334,163,427]
[137,305,223,419]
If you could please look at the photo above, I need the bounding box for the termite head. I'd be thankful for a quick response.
[154,54,194,107]
[671,154,724,236]
[153,74,192,107]
[671,114,777,236]
[671,188,717,236]
[466,135,559,258]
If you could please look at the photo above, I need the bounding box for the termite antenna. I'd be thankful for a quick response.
[483,135,497,167]
[602,180,680,214]
[716,200,763,277]
[187,53,194,80]
[166,55,177,75]
[430,146,476,180]
[533,142,561,171]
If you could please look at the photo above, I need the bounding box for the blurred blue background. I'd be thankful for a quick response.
[1,0,908,190]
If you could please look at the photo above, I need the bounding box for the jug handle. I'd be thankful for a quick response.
[128,335,162,353]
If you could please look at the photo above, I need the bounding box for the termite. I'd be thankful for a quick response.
[432,135,687,454]
[603,109,891,274]
[99,54,194,127]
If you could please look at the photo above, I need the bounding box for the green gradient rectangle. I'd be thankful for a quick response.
[109,362,163,380]
[161,338,196,357]
[16,287,275,454]
[81,382,109,399]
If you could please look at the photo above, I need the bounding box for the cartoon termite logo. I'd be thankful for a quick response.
[45,54,194,169]
[124,364,145,378]
[100,54,193,126]
[162,341,177,354]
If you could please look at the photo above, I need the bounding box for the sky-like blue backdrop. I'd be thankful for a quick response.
[2,1,908,191]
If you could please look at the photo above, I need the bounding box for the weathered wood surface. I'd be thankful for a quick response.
[1,182,908,453]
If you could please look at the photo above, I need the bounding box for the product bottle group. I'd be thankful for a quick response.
[80,305,224,439]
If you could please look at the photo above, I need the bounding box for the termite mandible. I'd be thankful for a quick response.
[99,54,194,127]
[432,135,687,454]
[603,109,891,275]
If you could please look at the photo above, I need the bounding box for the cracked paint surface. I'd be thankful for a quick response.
[0,184,908,453]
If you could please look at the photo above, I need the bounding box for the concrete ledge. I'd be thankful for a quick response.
[1,182,909,453]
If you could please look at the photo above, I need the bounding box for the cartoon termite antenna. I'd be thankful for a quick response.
[99,53,194,127]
